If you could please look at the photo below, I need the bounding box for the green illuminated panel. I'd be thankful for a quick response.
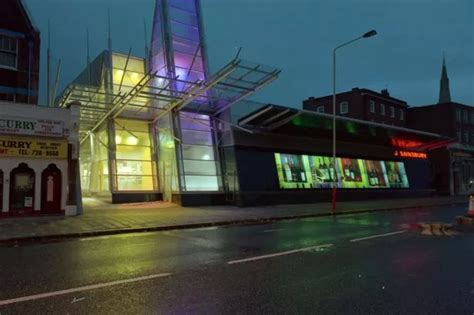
[275,153,410,189]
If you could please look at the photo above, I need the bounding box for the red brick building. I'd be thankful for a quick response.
[303,88,409,127]
[406,58,474,195]
[408,102,474,145]
[0,0,40,104]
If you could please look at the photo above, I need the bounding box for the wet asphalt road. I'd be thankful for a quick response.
[0,205,473,314]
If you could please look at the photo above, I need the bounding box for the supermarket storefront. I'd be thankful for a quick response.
[220,104,445,206]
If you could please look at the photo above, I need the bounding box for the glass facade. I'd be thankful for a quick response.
[85,126,110,193]
[178,112,220,191]
[114,119,156,191]
[156,113,180,201]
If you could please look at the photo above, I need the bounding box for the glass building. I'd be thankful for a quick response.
[57,0,280,205]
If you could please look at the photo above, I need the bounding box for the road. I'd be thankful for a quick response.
[0,204,473,314]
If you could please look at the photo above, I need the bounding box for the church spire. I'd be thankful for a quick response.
[438,55,452,103]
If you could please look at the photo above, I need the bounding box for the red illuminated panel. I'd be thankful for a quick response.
[394,150,427,159]
[391,138,424,148]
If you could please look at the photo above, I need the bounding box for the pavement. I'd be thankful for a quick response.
[0,195,469,243]
[0,204,472,314]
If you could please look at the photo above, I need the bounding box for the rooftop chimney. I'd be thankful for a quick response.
[381,89,390,96]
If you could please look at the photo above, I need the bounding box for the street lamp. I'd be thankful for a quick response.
[331,29,377,213]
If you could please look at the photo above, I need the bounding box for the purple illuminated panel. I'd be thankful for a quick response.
[150,0,208,86]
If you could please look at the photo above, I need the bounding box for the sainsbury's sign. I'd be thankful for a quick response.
[394,150,427,159]
[0,116,64,137]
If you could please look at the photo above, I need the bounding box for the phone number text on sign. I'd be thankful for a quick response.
[0,136,68,159]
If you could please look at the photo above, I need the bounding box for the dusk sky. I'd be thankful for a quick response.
[25,0,473,107]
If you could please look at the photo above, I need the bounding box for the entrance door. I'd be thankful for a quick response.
[9,163,35,214]
[41,164,62,213]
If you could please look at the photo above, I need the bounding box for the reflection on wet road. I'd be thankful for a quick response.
[0,204,472,314]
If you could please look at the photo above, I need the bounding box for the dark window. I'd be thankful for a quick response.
[456,109,461,122]
[369,100,375,113]
[399,109,404,120]
[463,110,469,123]
[0,35,17,69]
[389,106,395,118]
[340,102,348,114]
[380,103,385,116]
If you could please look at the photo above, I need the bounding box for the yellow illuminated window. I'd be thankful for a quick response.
[114,119,156,191]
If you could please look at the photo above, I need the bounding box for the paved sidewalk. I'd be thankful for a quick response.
[0,196,468,243]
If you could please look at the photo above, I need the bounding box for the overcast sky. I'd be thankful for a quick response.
[25,0,473,107]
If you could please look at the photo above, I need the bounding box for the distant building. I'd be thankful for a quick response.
[303,88,408,127]
[438,56,451,104]
[0,0,40,104]
[407,57,474,195]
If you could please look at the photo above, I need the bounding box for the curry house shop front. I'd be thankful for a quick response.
[0,102,80,216]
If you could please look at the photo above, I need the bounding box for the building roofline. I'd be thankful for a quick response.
[304,87,408,107]
[299,108,440,138]
[19,0,40,34]
[412,102,473,109]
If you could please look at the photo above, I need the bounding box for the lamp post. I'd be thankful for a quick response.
[332,29,377,213]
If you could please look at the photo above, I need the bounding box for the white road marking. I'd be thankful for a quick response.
[71,297,85,304]
[263,229,284,233]
[227,244,333,265]
[350,230,407,243]
[0,273,171,306]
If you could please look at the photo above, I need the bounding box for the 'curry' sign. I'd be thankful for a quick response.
[0,136,68,159]
[0,116,64,137]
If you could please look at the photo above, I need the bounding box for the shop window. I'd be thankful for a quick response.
[9,163,35,213]
[117,176,154,191]
[183,160,218,176]
[369,100,375,113]
[181,144,215,160]
[339,102,349,114]
[316,106,325,113]
[0,35,17,69]
[115,130,150,146]
[380,104,385,116]
[179,112,220,192]
[116,160,154,175]
[184,176,219,191]
[181,129,213,146]
[114,119,156,191]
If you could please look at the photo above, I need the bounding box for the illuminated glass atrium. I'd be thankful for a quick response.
[57,0,280,203]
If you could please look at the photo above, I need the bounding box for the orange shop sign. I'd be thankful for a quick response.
[394,150,427,159]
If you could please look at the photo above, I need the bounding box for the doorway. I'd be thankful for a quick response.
[41,164,62,214]
[9,163,35,214]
